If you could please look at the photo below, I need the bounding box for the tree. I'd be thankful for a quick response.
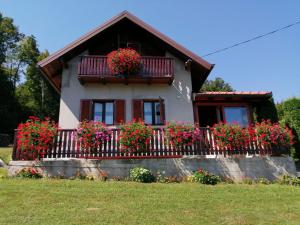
[277,97,300,160]
[0,13,24,91]
[16,37,59,119]
[200,77,234,92]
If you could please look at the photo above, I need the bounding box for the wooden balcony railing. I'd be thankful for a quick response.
[77,56,174,84]
[12,128,289,160]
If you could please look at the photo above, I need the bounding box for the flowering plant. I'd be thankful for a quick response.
[76,120,111,151]
[130,167,155,183]
[188,168,221,185]
[212,122,252,150]
[16,167,43,179]
[107,48,141,75]
[165,122,200,149]
[119,120,152,154]
[255,120,294,147]
[17,116,58,160]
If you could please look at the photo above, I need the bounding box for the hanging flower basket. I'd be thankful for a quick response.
[107,48,141,75]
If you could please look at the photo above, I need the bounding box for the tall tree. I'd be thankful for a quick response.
[16,37,59,119]
[0,13,24,90]
[200,77,234,92]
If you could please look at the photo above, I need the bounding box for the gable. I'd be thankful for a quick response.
[38,11,214,93]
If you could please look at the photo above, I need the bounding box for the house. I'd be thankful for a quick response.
[9,11,296,181]
[37,11,273,129]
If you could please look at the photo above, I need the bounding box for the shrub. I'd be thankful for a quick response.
[129,167,155,183]
[16,167,43,179]
[165,122,200,150]
[156,171,181,183]
[17,116,58,160]
[76,120,111,152]
[0,134,10,147]
[119,120,152,154]
[255,120,294,148]
[107,48,141,75]
[276,175,300,186]
[189,169,221,185]
[212,122,252,150]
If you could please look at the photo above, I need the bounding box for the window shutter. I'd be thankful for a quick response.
[132,99,143,121]
[159,99,166,124]
[80,100,92,121]
[114,100,126,124]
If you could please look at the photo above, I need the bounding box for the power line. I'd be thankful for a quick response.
[201,21,300,57]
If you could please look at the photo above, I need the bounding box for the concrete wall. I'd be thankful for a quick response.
[8,156,297,181]
[59,52,194,129]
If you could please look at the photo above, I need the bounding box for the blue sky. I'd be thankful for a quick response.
[1,0,299,102]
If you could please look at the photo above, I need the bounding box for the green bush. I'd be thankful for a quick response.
[276,175,300,186]
[129,167,155,183]
[189,169,221,185]
[15,167,43,179]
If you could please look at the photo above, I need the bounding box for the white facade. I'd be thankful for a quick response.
[59,52,194,129]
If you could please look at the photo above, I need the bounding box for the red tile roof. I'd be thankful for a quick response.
[194,91,272,100]
[198,91,272,95]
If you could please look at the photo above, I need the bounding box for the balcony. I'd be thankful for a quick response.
[78,56,174,84]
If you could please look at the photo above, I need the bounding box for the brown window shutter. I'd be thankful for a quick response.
[114,100,126,124]
[80,100,92,121]
[132,99,143,121]
[159,99,166,124]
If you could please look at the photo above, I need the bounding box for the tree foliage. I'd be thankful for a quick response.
[200,77,234,92]
[0,12,59,140]
[277,97,300,160]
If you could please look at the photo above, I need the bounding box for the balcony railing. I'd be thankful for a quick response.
[77,56,174,84]
[12,128,288,160]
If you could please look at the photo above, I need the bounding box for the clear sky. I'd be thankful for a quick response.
[1,0,299,102]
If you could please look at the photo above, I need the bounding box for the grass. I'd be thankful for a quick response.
[0,180,300,225]
[0,147,12,164]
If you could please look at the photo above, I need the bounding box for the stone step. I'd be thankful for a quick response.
[297,172,300,178]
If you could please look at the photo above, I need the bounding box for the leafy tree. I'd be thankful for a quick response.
[277,97,300,160]
[0,13,24,90]
[200,77,234,92]
[17,37,59,119]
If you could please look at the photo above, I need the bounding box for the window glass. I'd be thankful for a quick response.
[154,102,161,124]
[144,102,152,124]
[224,107,249,127]
[105,102,114,125]
[94,103,103,122]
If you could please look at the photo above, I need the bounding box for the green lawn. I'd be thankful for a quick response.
[0,147,12,164]
[0,180,300,225]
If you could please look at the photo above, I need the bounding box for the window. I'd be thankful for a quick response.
[93,102,114,125]
[224,107,249,127]
[143,101,162,125]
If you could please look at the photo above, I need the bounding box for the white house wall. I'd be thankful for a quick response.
[59,52,194,129]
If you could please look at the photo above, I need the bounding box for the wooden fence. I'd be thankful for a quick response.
[12,128,289,160]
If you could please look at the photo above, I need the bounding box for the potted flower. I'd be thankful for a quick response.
[76,120,111,155]
[255,120,294,155]
[119,120,153,154]
[107,48,141,76]
[17,116,58,160]
[165,121,200,150]
[211,122,252,151]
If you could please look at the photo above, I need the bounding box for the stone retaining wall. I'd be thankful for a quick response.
[8,156,297,181]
